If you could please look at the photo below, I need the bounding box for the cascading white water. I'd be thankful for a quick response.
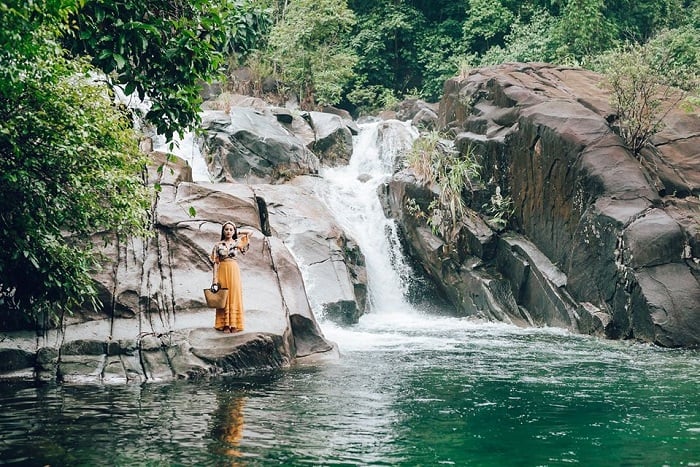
[319,119,419,315]
[114,85,211,183]
[163,117,429,330]
[154,132,211,182]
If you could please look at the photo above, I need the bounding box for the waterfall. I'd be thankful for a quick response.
[153,132,211,182]
[176,114,421,319]
[319,119,419,314]
[113,85,212,183]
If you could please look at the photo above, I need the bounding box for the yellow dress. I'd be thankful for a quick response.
[211,236,248,331]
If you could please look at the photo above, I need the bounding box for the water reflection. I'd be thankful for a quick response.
[211,394,246,464]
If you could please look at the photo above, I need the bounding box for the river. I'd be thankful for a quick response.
[1,317,698,466]
[0,120,698,466]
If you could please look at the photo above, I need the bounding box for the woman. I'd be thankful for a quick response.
[211,221,251,333]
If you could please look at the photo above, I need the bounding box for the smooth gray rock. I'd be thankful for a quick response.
[200,107,320,183]
[253,176,367,324]
[307,111,353,166]
[0,157,343,382]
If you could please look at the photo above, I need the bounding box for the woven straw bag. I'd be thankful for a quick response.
[203,286,229,308]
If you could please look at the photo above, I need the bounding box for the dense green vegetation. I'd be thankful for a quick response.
[1,0,149,324]
[254,0,699,112]
[267,0,357,107]
[1,0,698,325]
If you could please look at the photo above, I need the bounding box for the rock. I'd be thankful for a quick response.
[378,110,397,120]
[148,150,193,185]
[271,107,294,124]
[199,81,222,101]
[0,157,341,382]
[396,98,439,122]
[629,264,700,347]
[622,209,684,268]
[321,105,353,121]
[307,111,354,166]
[390,62,700,347]
[198,103,360,182]
[200,107,320,183]
[0,348,34,374]
[320,105,360,135]
[262,75,279,94]
[253,176,368,325]
[412,107,438,130]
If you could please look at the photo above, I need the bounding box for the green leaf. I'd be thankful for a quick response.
[124,81,136,96]
[113,53,126,69]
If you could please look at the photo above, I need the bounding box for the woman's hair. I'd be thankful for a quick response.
[220,221,239,240]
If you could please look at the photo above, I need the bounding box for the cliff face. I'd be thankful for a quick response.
[389,63,700,347]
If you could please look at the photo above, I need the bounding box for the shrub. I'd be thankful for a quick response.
[406,132,480,235]
[597,40,699,156]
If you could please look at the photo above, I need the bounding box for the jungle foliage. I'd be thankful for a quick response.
[1,0,152,323]
[66,0,269,140]
[267,0,357,107]
[238,0,698,114]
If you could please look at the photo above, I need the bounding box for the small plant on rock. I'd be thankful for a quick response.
[405,197,423,218]
[483,186,514,230]
[406,132,481,236]
[598,41,699,157]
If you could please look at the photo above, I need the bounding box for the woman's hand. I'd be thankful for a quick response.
[238,233,250,254]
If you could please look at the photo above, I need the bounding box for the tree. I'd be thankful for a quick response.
[418,19,466,101]
[268,0,357,107]
[350,1,426,96]
[66,0,257,140]
[463,0,515,55]
[605,0,688,42]
[553,0,617,63]
[480,8,559,65]
[220,0,273,62]
[598,40,698,156]
[1,0,152,326]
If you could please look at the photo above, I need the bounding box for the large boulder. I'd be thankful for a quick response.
[200,107,320,183]
[390,63,700,347]
[253,176,368,324]
[0,157,340,382]
[395,98,439,130]
[306,111,354,166]
[199,104,358,184]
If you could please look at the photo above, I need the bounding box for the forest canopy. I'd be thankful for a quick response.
[251,0,699,112]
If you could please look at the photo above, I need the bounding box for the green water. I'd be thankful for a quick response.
[1,313,698,466]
